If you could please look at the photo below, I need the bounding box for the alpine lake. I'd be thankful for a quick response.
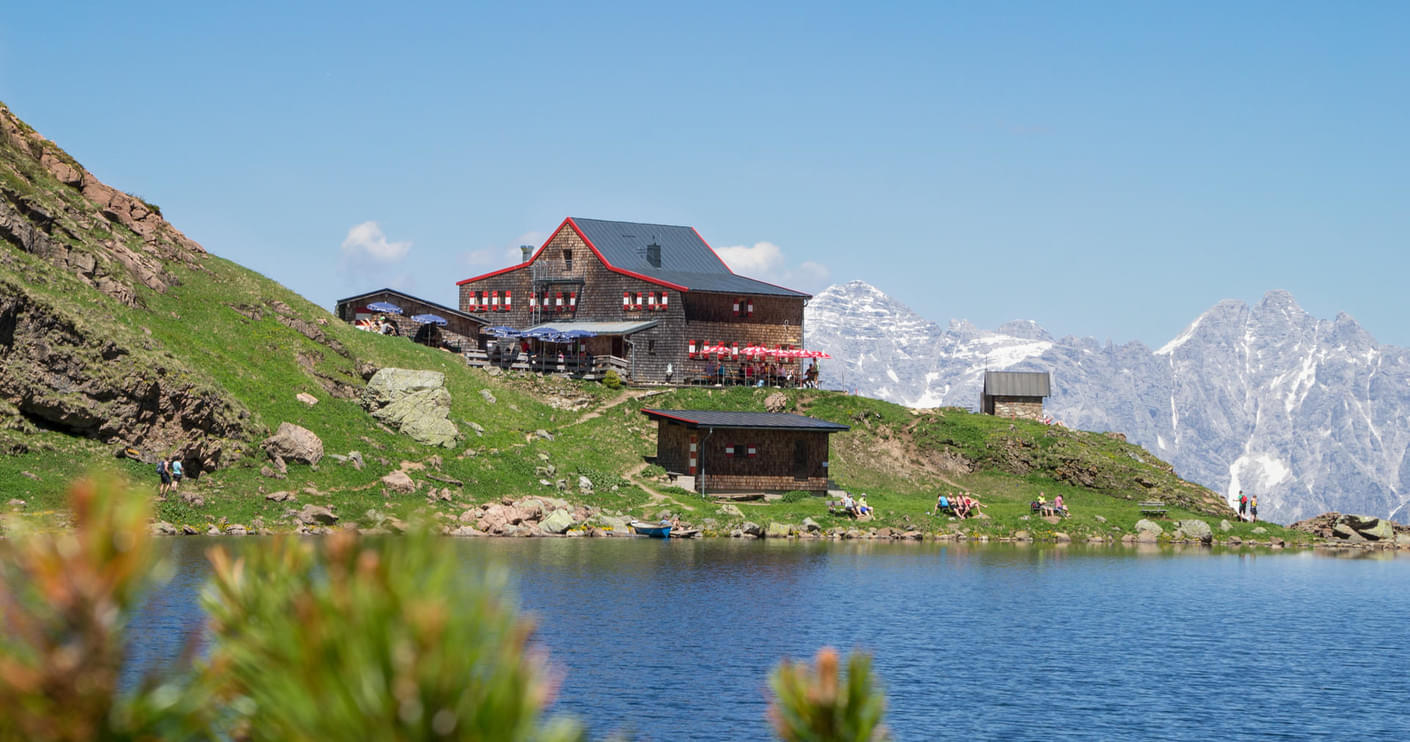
[131,537,1410,741]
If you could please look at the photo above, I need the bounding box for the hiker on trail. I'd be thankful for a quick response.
[1238,490,1248,520]
[1251,495,1258,522]
[170,458,184,492]
[157,459,171,496]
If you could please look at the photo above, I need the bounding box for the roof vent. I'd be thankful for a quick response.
[646,241,661,268]
[520,245,533,263]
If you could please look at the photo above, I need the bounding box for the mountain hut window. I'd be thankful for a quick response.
[563,249,573,271]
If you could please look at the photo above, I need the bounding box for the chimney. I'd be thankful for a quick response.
[646,241,661,268]
[520,245,533,263]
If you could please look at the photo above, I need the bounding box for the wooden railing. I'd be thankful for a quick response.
[464,349,629,381]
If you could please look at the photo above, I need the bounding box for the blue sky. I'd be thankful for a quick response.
[3,2,1406,347]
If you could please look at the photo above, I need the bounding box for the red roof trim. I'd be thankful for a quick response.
[455,218,573,285]
[640,408,702,425]
[456,217,690,292]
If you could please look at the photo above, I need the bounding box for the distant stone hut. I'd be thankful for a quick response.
[641,409,848,495]
[980,371,1052,421]
[334,288,487,350]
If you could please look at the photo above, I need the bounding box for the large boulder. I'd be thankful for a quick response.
[766,522,792,539]
[1343,515,1393,541]
[361,369,459,447]
[1134,519,1163,535]
[1177,519,1213,542]
[263,422,324,466]
[539,509,575,534]
[362,368,447,408]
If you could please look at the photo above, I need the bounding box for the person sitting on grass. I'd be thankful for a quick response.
[962,493,984,518]
[1036,492,1050,516]
[841,492,858,518]
[1053,493,1068,518]
[856,494,872,519]
[934,492,951,516]
[953,494,971,519]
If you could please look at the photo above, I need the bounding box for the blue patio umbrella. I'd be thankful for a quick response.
[366,301,403,314]
[411,313,448,325]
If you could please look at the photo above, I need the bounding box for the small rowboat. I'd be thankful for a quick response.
[628,520,673,538]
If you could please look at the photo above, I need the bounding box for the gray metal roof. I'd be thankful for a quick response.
[526,319,659,335]
[334,288,487,324]
[571,218,810,298]
[641,408,850,432]
[982,371,1052,397]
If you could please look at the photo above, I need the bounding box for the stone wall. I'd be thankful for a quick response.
[988,396,1045,421]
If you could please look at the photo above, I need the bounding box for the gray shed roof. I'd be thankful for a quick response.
[526,319,659,335]
[982,371,1052,398]
[571,218,810,298]
[641,409,850,432]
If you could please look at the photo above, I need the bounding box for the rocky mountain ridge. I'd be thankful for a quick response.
[805,280,1410,523]
[1,102,259,472]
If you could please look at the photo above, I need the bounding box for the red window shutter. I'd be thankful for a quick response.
[733,299,741,316]
[504,290,512,311]
[491,290,499,309]
[646,292,656,309]
[660,292,669,310]
[747,445,758,458]
[623,292,631,310]
[635,292,643,310]
[747,300,754,316]
[725,445,735,457]
[688,339,697,358]
[731,342,739,360]
[569,291,577,310]
[529,291,536,308]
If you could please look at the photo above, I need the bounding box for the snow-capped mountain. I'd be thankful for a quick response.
[805,281,1410,524]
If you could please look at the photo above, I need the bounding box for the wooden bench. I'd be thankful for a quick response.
[1138,501,1167,517]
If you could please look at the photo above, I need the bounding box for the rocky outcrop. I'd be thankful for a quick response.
[361,368,459,447]
[0,102,206,307]
[0,285,258,474]
[1289,512,1408,543]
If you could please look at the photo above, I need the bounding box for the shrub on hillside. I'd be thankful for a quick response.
[601,369,623,389]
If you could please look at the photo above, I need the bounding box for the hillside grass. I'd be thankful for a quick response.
[0,158,1301,543]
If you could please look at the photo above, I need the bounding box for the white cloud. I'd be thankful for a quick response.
[460,232,544,270]
[340,221,411,263]
[715,241,831,293]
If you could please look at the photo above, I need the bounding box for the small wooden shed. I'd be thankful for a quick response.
[980,371,1052,421]
[641,409,849,495]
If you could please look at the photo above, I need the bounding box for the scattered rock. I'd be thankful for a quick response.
[578,475,594,493]
[20,471,38,480]
[479,389,497,404]
[1053,532,1071,542]
[296,392,319,406]
[720,503,744,519]
[766,522,791,538]
[150,521,177,535]
[6,498,25,508]
[466,421,485,436]
[181,525,201,535]
[381,470,417,494]
[1094,515,1107,523]
[297,505,338,526]
[764,392,788,413]
[445,525,485,537]
[260,464,286,480]
[1252,526,1268,535]
[264,490,296,503]
[1219,519,1233,532]
[1134,519,1163,535]
[362,369,461,447]
[802,516,822,532]
[740,521,764,538]
[263,422,324,466]
[534,429,554,441]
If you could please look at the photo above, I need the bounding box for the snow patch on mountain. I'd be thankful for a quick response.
[805,281,1410,523]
